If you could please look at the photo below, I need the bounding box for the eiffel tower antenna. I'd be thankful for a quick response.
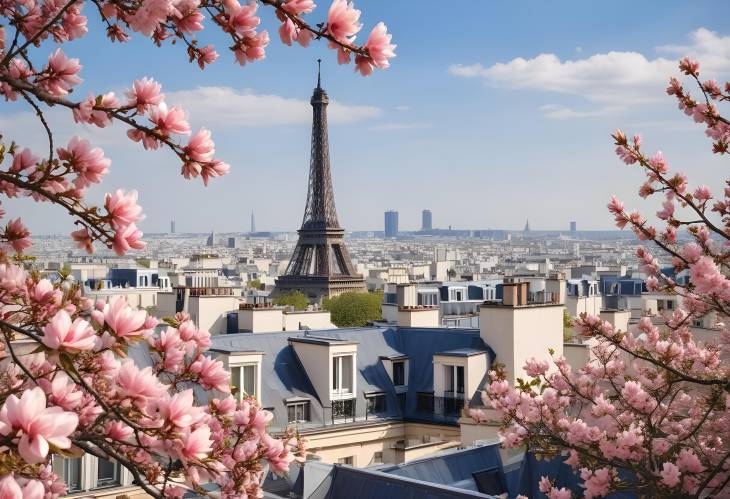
[317,58,322,89]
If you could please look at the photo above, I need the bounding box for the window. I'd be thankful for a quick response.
[366,394,386,415]
[473,467,507,495]
[337,456,354,465]
[54,457,82,493]
[287,401,310,423]
[231,364,257,399]
[332,355,354,395]
[372,451,383,465]
[444,365,464,395]
[96,458,121,488]
[392,360,405,386]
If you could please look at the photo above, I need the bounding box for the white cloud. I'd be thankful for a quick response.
[395,105,411,111]
[370,122,431,131]
[449,28,730,119]
[165,86,382,127]
[538,104,619,120]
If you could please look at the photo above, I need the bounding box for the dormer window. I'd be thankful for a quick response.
[287,400,310,424]
[332,354,354,397]
[393,361,405,386]
[231,364,257,400]
[444,364,465,397]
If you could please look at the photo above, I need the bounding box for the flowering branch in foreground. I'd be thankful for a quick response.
[0,0,393,496]
[473,59,730,499]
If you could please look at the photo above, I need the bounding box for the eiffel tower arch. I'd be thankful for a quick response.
[274,66,366,302]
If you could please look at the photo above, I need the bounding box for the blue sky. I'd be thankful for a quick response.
[6,0,730,234]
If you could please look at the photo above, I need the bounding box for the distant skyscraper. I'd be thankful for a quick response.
[170,220,175,234]
[524,219,531,232]
[384,210,399,237]
[570,221,577,233]
[422,209,432,231]
[206,230,215,247]
[227,237,237,249]
[251,211,256,233]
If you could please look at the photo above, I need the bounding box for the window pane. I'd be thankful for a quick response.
[243,365,256,396]
[65,458,83,492]
[456,366,465,394]
[231,366,241,399]
[287,405,295,423]
[445,365,454,393]
[97,458,119,488]
[332,356,338,390]
[393,361,405,386]
[341,356,353,392]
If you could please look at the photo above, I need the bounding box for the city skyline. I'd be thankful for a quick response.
[4,1,730,236]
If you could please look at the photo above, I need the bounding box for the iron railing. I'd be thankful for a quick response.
[415,392,465,419]
[331,398,356,424]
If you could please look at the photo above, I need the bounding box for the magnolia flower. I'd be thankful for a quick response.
[0,387,78,464]
[41,310,96,353]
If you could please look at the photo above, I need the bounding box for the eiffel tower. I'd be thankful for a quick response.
[275,62,366,302]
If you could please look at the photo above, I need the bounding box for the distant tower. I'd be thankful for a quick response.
[524,219,531,232]
[421,209,432,231]
[206,230,215,246]
[274,62,366,301]
[170,220,175,234]
[384,210,399,237]
[250,211,256,234]
[570,221,577,233]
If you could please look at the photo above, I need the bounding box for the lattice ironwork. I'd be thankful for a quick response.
[301,81,340,230]
[331,398,356,423]
[277,69,366,297]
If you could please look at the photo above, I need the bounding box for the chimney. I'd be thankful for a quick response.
[396,283,417,307]
[501,278,528,307]
[545,272,566,305]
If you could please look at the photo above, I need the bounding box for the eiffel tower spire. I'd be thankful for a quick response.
[275,64,365,302]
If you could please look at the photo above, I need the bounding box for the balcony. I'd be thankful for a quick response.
[415,392,465,421]
[331,398,356,424]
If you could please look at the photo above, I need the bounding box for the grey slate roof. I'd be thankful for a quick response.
[210,326,494,431]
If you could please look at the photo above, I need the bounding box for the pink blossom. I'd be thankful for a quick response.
[679,57,700,76]
[648,151,668,173]
[38,49,82,96]
[104,189,143,230]
[71,227,94,254]
[4,218,31,253]
[158,389,203,428]
[42,309,96,353]
[524,358,549,377]
[656,199,674,220]
[660,462,681,487]
[0,475,22,499]
[125,77,164,112]
[150,102,191,136]
[116,360,167,404]
[185,129,215,163]
[10,148,39,174]
[179,426,212,463]
[278,18,298,46]
[0,387,78,464]
[225,0,261,35]
[57,136,111,189]
[325,0,361,43]
[233,30,269,65]
[112,222,145,255]
[281,0,315,15]
[189,356,230,392]
[676,449,704,473]
[196,45,219,69]
[128,0,172,36]
[103,296,147,338]
[581,468,611,499]
[693,185,712,201]
[201,159,230,186]
[355,22,396,76]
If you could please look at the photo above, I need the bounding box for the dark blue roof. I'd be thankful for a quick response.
[210,326,494,431]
